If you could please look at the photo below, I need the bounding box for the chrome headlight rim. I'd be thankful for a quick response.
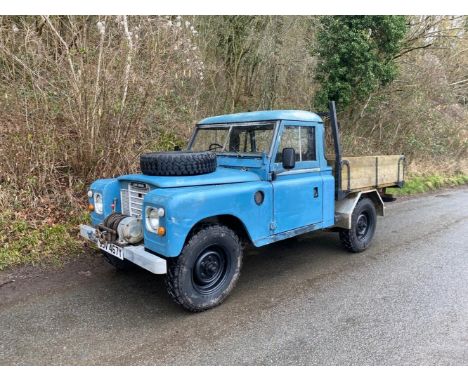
[145,207,160,232]
[94,193,103,214]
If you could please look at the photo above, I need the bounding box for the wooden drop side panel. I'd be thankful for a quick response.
[328,155,404,192]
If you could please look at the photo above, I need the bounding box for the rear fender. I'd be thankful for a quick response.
[334,190,384,229]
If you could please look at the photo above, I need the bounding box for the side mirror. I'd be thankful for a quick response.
[282,148,296,169]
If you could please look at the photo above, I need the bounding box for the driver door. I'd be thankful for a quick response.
[271,121,323,233]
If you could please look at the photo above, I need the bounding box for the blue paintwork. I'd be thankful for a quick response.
[322,171,335,227]
[198,110,323,125]
[86,110,339,258]
[118,167,261,188]
[273,172,323,232]
[214,153,271,180]
[143,181,273,257]
[271,120,324,232]
[88,178,121,226]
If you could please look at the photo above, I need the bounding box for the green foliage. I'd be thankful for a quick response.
[390,173,468,196]
[314,16,408,110]
[0,210,84,270]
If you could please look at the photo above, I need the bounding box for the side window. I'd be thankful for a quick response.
[276,126,316,163]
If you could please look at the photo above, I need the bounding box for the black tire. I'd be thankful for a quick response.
[101,251,134,271]
[165,225,243,312]
[140,151,217,176]
[339,197,377,253]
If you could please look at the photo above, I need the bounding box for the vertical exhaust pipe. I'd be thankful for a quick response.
[328,101,343,200]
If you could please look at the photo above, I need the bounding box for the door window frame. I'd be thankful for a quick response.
[270,120,320,172]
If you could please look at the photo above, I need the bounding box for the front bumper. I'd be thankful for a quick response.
[79,224,167,274]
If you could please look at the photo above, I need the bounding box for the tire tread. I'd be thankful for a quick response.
[140,151,217,176]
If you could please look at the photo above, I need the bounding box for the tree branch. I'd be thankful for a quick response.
[393,43,432,60]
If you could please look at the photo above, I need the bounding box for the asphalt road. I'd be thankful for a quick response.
[1,188,467,365]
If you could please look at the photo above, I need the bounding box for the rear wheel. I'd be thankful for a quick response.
[339,197,377,253]
[165,225,243,312]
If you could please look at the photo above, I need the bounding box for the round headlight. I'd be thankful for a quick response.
[87,190,93,198]
[146,208,160,232]
[94,193,103,214]
[158,208,165,217]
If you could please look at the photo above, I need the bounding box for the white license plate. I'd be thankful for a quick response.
[98,242,124,260]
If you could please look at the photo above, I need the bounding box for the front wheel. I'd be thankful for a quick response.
[165,225,243,312]
[339,197,377,253]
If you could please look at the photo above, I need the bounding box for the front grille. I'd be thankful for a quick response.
[121,189,130,215]
[121,183,150,217]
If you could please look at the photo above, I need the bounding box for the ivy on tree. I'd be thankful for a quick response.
[314,16,407,110]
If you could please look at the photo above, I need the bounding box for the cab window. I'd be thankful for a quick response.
[276,126,316,163]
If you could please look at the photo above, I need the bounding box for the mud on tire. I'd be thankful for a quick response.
[140,151,217,176]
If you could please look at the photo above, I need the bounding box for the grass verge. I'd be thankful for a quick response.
[389,172,468,196]
[0,210,89,271]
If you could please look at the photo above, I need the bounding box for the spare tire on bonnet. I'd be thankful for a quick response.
[140,151,217,176]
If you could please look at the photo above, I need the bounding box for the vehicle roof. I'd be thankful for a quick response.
[198,110,323,125]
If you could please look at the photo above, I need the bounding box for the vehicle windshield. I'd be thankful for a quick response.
[190,122,276,156]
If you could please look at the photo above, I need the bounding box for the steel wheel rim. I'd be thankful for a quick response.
[356,213,370,239]
[192,246,228,294]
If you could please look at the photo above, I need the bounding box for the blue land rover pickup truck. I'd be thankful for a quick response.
[80,102,404,312]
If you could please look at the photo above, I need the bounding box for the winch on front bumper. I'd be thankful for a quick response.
[79,224,167,274]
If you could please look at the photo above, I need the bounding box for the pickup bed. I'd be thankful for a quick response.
[329,154,405,192]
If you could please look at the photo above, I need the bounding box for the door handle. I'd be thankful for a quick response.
[313,187,319,198]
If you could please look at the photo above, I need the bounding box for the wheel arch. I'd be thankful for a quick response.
[334,189,384,229]
[184,214,253,248]
[364,190,384,217]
